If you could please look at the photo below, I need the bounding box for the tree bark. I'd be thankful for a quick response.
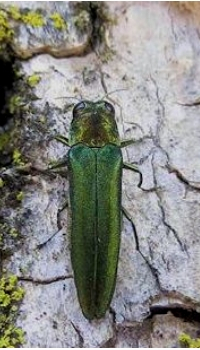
[1,1,200,347]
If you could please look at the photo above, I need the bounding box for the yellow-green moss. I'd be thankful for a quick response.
[8,5,21,21]
[95,4,117,27]
[13,66,23,79]
[0,223,20,250]
[22,11,45,27]
[73,2,117,62]
[9,228,19,238]
[50,12,67,30]
[179,333,200,348]
[16,191,24,202]
[38,115,47,124]
[74,10,89,32]
[0,10,13,45]
[0,127,22,156]
[8,6,45,28]
[13,149,25,166]
[0,132,10,152]
[100,47,115,63]
[27,74,41,88]
[0,178,4,188]
[9,95,23,114]
[0,275,25,347]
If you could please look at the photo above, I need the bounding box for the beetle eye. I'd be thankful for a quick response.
[104,101,115,114]
[73,101,86,114]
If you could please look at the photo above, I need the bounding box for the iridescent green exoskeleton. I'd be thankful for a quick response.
[55,101,142,320]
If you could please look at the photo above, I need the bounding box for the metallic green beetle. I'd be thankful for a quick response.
[55,100,142,320]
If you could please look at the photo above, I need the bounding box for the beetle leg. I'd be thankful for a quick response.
[37,229,61,249]
[123,162,143,188]
[59,199,69,213]
[122,206,135,227]
[120,139,135,148]
[55,135,70,147]
[3,163,55,176]
[48,158,68,170]
[122,206,139,249]
[37,199,69,249]
[48,162,68,178]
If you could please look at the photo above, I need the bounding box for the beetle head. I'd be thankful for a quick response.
[69,101,120,147]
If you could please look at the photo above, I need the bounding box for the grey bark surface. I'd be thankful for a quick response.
[1,1,200,347]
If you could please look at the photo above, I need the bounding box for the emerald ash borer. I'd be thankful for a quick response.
[54,100,142,320]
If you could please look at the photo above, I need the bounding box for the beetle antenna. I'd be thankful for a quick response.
[55,96,81,101]
[99,88,128,101]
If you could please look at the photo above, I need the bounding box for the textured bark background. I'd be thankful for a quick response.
[1,1,200,347]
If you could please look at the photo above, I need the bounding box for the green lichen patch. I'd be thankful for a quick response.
[0,67,31,161]
[38,115,47,124]
[8,5,21,21]
[0,219,21,255]
[93,2,117,27]
[0,124,24,166]
[0,274,25,348]
[27,74,41,88]
[12,149,25,166]
[8,6,69,31]
[0,11,21,126]
[91,1,117,62]
[0,131,11,152]
[16,191,24,202]
[21,11,45,27]
[9,228,19,239]
[74,2,117,36]
[8,95,23,115]
[0,178,4,188]
[7,6,45,28]
[179,333,200,348]
[0,10,13,46]
[50,12,67,30]
[73,2,116,61]
[100,46,115,63]
[74,10,90,33]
